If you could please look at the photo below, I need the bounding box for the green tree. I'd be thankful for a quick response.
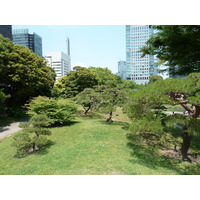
[0,34,56,108]
[89,67,122,85]
[127,73,200,161]
[141,25,200,76]
[54,66,98,98]
[0,89,10,116]
[149,75,163,83]
[25,96,77,125]
[12,114,52,157]
[74,88,99,115]
[96,80,133,122]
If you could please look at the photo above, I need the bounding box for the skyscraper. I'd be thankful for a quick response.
[12,29,42,57]
[117,60,126,80]
[125,25,157,84]
[45,51,71,81]
[0,25,12,40]
[45,37,71,81]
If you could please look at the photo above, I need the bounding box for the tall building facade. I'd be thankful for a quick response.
[45,51,71,81]
[0,25,12,40]
[12,29,42,57]
[126,25,157,84]
[117,61,126,80]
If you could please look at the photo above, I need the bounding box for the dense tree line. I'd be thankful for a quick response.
[0,34,56,117]
[1,25,200,162]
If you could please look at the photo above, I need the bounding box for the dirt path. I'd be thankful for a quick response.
[0,121,23,140]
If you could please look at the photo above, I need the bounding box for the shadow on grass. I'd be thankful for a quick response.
[101,120,130,130]
[163,125,182,139]
[51,121,80,128]
[35,140,56,156]
[77,112,105,119]
[100,120,130,130]
[14,140,56,159]
[126,133,200,175]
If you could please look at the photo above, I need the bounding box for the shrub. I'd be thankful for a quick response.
[12,132,32,158]
[12,114,52,158]
[25,96,77,125]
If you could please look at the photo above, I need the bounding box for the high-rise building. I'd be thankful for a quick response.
[12,29,42,57]
[45,37,71,81]
[45,51,71,81]
[117,61,126,80]
[125,25,158,84]
[0,25,12,40]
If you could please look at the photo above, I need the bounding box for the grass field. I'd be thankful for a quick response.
[0,110,200,175]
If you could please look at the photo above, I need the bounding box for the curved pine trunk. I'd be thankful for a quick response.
[106,111,113,122]
[181,125,192,161]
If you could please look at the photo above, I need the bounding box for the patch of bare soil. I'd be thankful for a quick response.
[160,148,200,164]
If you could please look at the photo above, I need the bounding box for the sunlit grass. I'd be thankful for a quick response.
[0,113,200,175]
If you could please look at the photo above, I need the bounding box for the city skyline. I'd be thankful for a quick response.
[12,25,126,73]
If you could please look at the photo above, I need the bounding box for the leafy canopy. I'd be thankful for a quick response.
[0,34,56,107]
[54,66,99,98]
[141,25,200,75]
[25,96,77,125]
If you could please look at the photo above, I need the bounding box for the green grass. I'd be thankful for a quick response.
[0,112,200,175]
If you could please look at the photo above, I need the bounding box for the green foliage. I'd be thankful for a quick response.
[0,34,56,108]
[0,89,10,116]
[127,72,200,160]
[54,66,98,98]
[95,80,134,122]
[12,114,52,158]
[89,67,122,85]
[12,132,32,158]
[141,25,200,76]
[149,75,163,83]
[131,117,163,135]
[74,88,99,115]
[25,96,77,125]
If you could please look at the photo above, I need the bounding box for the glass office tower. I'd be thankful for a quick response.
[0,25,12,40]
[126,25,157,84]
[12,29,42,57]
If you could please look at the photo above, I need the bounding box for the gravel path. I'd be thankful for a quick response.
[0,121,23,140]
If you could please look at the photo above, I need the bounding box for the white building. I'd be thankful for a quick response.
[45,51,71,81]
[117,61,126,80]
[125,25,158,84]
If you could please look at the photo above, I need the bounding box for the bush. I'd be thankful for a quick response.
[12,114,52,158]
[12,132,32,158]
[25,96,77,125]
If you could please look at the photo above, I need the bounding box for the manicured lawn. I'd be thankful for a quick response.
[0,114,200,175]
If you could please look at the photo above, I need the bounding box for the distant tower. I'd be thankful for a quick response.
[66,37,70,56]
[66,37,71,72]
[117,61,126,80]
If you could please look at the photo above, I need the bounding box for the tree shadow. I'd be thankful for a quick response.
[126,133,200,175]
[0,117,18,130]
[99,120,130,130]
[78,112,105,119]
[163,125,182,139]
[14,140,56,159]
[51,121,80,128]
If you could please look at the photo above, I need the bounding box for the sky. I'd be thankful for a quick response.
[12,25,126,74]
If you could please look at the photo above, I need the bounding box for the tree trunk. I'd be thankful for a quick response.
[106,111,113,122]
[181,125,192,161]
[84,106,91,115]
[32,143,36,152]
